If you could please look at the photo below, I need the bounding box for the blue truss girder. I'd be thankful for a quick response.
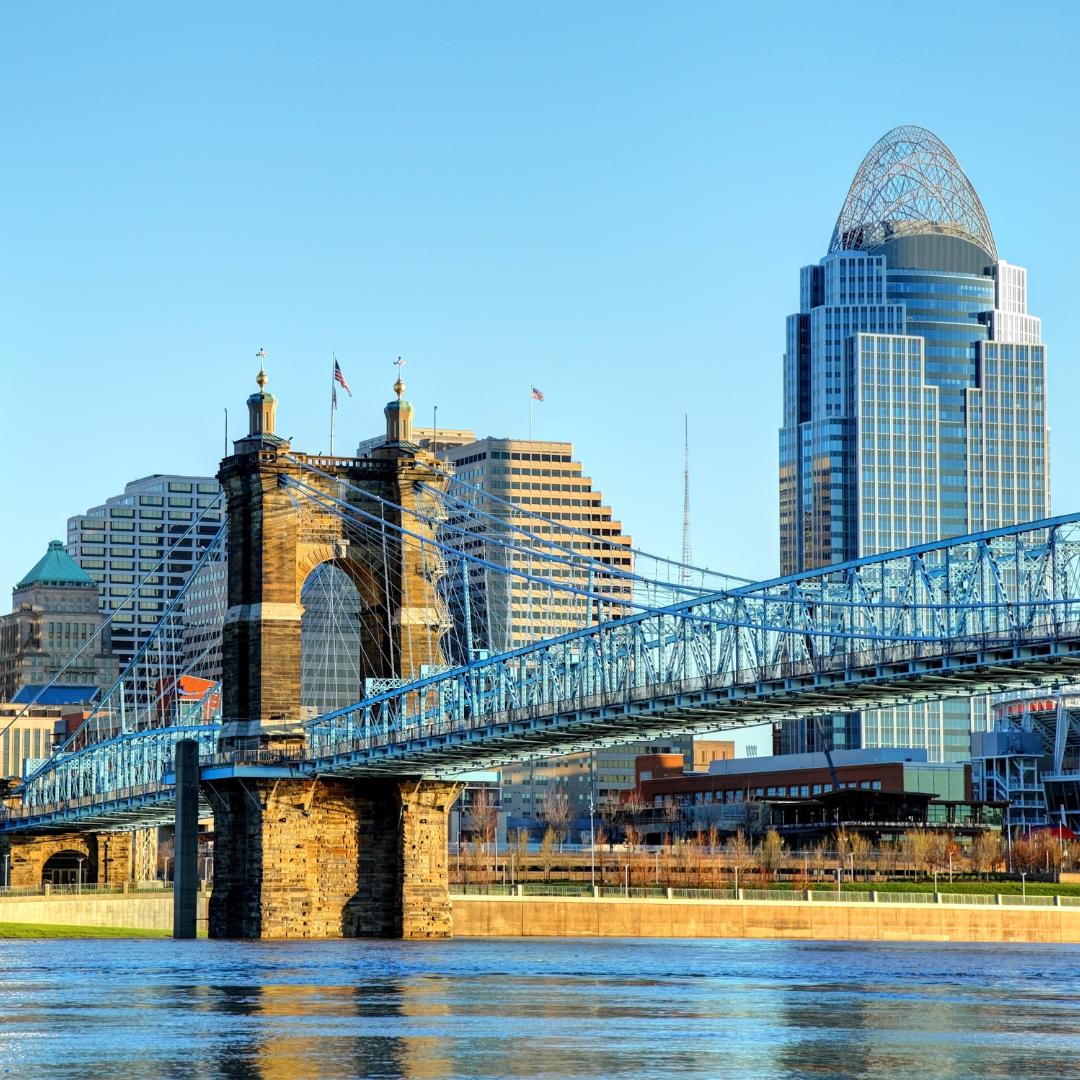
[7,512,1080,830]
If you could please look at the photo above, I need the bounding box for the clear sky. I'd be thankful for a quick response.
[2,0,1079,620]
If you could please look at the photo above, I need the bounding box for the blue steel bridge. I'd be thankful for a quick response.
[5,485,1080,834]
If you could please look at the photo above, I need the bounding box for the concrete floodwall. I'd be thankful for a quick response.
[0,892,208,932]
[451,895,1080,943]
[2,891,1075,942]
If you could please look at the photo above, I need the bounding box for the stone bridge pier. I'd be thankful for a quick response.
[204,369,461,939]
[205,778,462,938]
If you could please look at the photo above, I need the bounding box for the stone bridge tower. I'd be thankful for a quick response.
[204,367,462,940]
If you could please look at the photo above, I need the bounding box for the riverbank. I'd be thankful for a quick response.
[0,922,169,938]
[0,890,207,932]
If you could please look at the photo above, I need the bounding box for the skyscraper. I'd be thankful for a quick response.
[433,436,634,658]
[66,474,223,671]
[778,126,1048,761]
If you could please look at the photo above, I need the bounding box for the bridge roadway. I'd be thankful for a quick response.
[7,626,1080,833]
[5,512,1080,833]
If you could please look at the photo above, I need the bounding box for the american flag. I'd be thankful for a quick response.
[531,386,544,401]
[334,360,352,396]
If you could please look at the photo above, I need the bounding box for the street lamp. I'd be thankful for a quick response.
[76,857,84,893]
[589,792,595,891]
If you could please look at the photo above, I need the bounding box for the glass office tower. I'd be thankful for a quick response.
[778,126,1049,761]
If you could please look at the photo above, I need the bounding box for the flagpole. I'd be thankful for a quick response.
[330,353,336,456]
[529,389,533,441]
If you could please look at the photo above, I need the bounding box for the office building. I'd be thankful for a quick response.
[0,701,74,780]
[0,541,115,707]
[500,738,695,830]
[356,426,476,458]
[634,748,998,845]
[66,474,223,672]
[778,126,1047,761]
[182,552,228,684]
[432,436,634,658]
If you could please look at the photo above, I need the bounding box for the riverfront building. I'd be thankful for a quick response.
[970,687,1080,834]
[778,126,1048,761]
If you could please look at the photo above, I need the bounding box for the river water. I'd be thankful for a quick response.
[0,938,1077,1079]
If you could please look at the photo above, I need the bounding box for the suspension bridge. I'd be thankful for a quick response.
[3,370,1080,938]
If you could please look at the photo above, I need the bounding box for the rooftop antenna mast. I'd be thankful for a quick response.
[680,414,692,586]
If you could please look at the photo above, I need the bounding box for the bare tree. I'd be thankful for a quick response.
[542,792,574,851]
[618,787,648,845]
[848,834,872,882]
[902,832,932,881]
[661,799,683,848]
[465,789,498,853]
[970,831,1002,880]
[726,829,754,890]
[759,829,784,883]
[539,827,556,882]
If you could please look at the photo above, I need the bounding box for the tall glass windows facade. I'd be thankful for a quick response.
[778,129,1049,761]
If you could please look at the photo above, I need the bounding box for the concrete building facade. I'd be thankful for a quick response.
[66,473,223,673]
[0,542,115,717]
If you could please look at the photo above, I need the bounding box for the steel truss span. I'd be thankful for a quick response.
[7,513,1080,830]
[829,125,997,257]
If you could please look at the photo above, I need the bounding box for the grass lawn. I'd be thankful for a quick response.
[0,922,170,939]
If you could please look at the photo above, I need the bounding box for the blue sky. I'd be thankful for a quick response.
[2,0,1078,631]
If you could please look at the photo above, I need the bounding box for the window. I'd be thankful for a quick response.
[872,780,881,790]
[168,483,192,493]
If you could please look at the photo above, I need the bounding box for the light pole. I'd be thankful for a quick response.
[589,793,595,890]
[1021,871,1027,899]
[76,857,84,894]
[2,853,9,889]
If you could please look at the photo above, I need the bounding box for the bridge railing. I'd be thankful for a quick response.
[9,513,1080,821]
[306,614,1080,764]
[303,513,1080,761]
[1,724,220,824]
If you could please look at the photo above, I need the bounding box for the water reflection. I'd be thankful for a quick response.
[0,939,1077,1079]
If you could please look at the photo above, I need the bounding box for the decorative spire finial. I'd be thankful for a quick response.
[256,349,268,391]
[393,356,406,399]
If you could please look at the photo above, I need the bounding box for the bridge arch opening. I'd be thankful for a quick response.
[41,850,91,886]
[300,562,366,716]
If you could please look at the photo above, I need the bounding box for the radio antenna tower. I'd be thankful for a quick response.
[680,414,692,585]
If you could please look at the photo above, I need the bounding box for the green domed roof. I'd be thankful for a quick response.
[16,540,96,589]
